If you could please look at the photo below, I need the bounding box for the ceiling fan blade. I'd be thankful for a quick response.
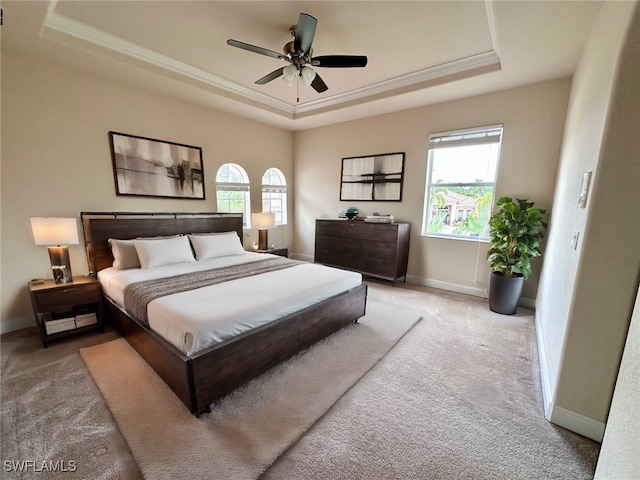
[311,73,328,93]
[227,39,287,60]
[255,67,285,85]
[294,13,317,54]
[311,55,368,68]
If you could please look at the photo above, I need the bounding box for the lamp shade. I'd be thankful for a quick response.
[30,218,79,245]
[251,212,276,229]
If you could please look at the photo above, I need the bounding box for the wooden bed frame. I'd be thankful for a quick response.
[81,212,367,416]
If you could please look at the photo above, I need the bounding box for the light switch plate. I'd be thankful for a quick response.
[577,171,592,208]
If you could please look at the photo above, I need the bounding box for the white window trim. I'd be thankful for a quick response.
[261,168,288,226]
[215,163,251,227]
[422,124,503,242]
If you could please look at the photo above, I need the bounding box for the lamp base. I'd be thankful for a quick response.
[258,229,269,251]
[48,246,73,283]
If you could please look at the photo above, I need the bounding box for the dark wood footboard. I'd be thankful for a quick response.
[105,284,367,415]
[190,283,367,415]
[104,298,194,409]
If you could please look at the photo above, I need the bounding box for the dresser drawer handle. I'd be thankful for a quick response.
[62,288,77,294]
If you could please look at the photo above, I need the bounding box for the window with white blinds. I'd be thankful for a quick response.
[422,125,503,240]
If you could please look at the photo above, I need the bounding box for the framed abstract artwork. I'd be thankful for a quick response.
[109,131,205,199]
[340,152,405,201]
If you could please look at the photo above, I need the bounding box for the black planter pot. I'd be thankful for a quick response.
[489,271,525,315]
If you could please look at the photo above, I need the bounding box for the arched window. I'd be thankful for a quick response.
[216,163,251,226]
[262,168,287,225]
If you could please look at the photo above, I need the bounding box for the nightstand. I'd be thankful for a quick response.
[28,276,104,347]
[256,247,289,258]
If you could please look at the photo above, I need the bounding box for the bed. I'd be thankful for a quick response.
[81,212,367,416]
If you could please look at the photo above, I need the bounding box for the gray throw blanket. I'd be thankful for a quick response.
[123,256,301,326]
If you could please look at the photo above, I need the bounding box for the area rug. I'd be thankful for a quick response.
[79,300,421,479]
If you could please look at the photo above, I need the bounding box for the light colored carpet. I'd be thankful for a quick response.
[262,284,600,480]
[1,283,600,479]
[79,300,421,479]
[0,329,139,480]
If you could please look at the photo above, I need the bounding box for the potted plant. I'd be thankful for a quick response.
[487,197,547,314]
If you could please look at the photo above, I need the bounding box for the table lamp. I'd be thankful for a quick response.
[30,217,79,283]
[251,212,276,250]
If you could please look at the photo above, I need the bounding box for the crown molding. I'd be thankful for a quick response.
[42,6,294,115]
[484,0,501,57]
[42,2,500,120]
[293,51,501,115]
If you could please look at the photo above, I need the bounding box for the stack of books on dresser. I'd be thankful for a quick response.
[364,214,394,223]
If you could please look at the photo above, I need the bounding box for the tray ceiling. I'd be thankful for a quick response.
[2,1,603,130]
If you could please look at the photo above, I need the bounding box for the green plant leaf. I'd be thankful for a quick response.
[486,196,547,279]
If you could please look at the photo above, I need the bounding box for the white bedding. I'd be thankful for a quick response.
[98,253,362,355]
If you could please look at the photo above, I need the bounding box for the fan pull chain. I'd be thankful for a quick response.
[296,74,300,103]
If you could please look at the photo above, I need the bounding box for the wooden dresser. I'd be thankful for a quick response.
[314,219,411,283]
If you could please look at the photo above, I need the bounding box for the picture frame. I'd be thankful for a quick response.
[109,131,205,199]
[340,152,405,201]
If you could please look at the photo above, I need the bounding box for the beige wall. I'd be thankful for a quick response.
[595,286,640,478]
[293,79,571,301]
[1,52,294,333]
[536,0,639,441]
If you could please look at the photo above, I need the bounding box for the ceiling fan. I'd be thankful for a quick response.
[227,13,367,96]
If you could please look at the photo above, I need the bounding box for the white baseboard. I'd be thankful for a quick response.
[405,275,489,298]
[285,265,536,306]
[535,311,605,442]
[405,275,537,307]
[535,312,554,420]
[519,296,536,308]
[548,404,605,442]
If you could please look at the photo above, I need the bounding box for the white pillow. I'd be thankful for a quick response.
[188,232,245,260]
[108,238,141,270]
[133,236,195,269]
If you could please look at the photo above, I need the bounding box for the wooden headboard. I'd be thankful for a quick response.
[81,212,244,276]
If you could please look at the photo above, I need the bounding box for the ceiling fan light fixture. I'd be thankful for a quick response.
[301,65,316,82]
[298,75,310,88]
[228,13,367,95]
[283,64,298,81]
